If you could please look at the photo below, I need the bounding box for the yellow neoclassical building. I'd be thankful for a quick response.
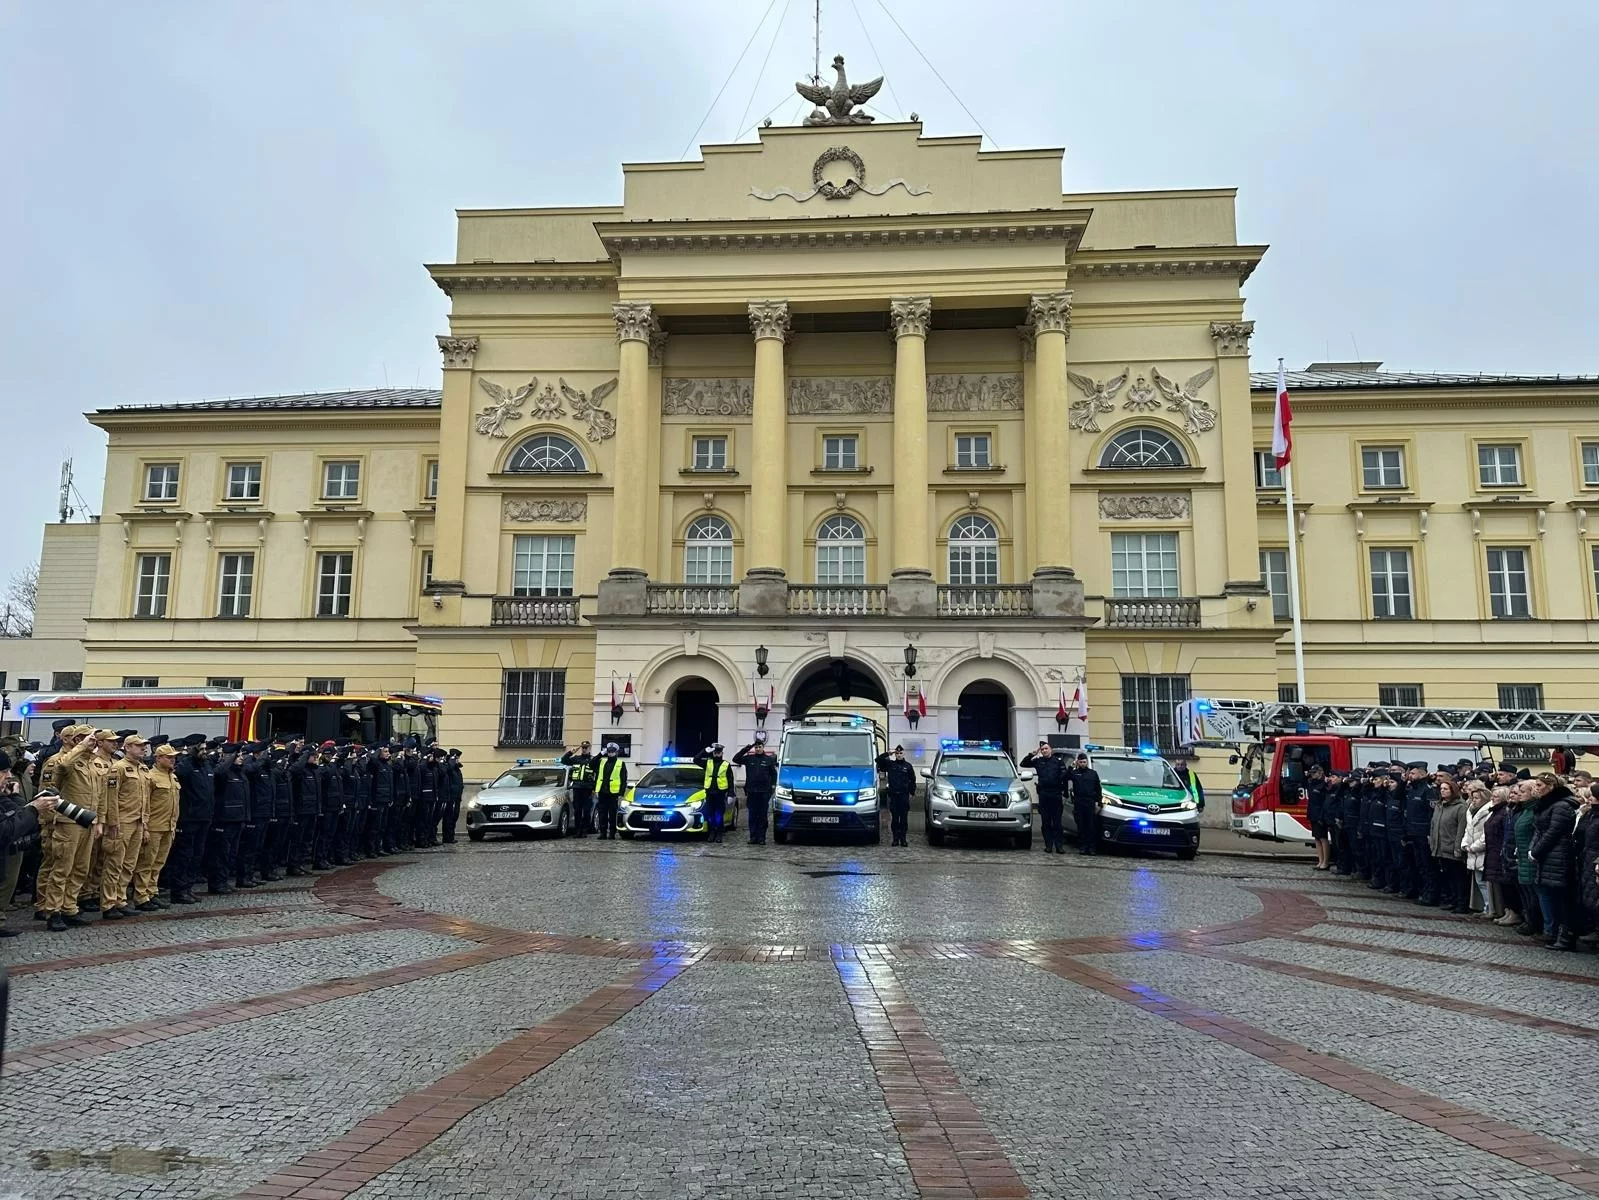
[73,115,1599,790]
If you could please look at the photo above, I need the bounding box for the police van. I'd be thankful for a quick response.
[922,739,1035,849]
[771,713,886,843]
[1062,744,1201,859]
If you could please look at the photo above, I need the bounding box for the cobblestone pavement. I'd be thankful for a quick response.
[2,830,1597,1199]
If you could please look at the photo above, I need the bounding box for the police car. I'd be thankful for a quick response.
[921,740,1035,849]
[1062,744,1201,859]
[771,713,885,843]
[617,759,740,837]
[465,760,573,840]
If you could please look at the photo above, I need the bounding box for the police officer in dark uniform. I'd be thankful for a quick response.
[391,743,414,853]
[168,734,216,904]
[207,745,250,894]
[593,743,627,839]
[1067,752,1104,855]
[1020,741,1068,854]
[265,743,294,880]
[313,744,344,870]
[1381,768,1407,895]
[734,736,778,845]
[341,745,368,863]
[562,741,596,837]
[289,742,321,873]
[1403,761,1439,904]
[414,747,441,847]
[1336,768,1361,876]
[873,744,918,847]
[237,743,273,887]
[694,744,734,843]
[365,742,394,856]
[1357,767,1385,888]
[443,749,465,843]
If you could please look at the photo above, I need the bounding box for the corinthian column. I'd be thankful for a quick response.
[598,302,655,615]
[428,335,477,612]
[1210,320,1265,594]
[888,296,934,618]
[1027,292,1083,618]
[738,300,792,618]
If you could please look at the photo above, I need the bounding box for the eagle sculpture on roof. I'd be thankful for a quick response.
[796,55,883,126]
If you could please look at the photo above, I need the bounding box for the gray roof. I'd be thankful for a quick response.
[1250,366,1599,391]
[103,387,443,414]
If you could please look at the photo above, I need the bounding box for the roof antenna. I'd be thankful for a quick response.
[812,0,821,84]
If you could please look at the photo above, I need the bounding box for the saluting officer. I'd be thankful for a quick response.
[1021,742,1068,855]
[593,743,627,839]
[133,740,180,910]
[440,749,465,843]
[874,744,918,847]
[734,736,778,845]
[169,734,217,903]
[99,734,151,919]
[695,743,734,843]
[208,745,250,893]
[562,741,596,837]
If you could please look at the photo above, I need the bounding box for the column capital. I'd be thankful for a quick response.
[747,299,791,342]
[613,301,656,344]
[1210,320,1255,356]
[1027,292,1073,337]
[436,335,479,369]
[648,326,669,367]
[1016,324,1036,362]
[889,296,932,340]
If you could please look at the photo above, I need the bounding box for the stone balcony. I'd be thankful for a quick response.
[1097,596,1202,629]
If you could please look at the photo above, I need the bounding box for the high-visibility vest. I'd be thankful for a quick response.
[703,758,732,791]
[596,758,626,795]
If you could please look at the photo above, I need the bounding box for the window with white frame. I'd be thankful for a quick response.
[122,676,159,688]
[424,459,439,500]
[821,435,859,470]
[1368,548,1414,619]
[512,535,575,597]
[133,553,171,618]
[225,461,262,502]
[954,434,992,469]
[1254,451,1284,489]
[1361,446,1406,489]
[316,552,354,617]
[947,515,999,587]
[815,515,866,584]
[1259,548,1290,620]
[1477,443,1523,487]
[1110,532,1179,597]
[1120,674,1189,751]
[306,677,344,695]
[1099,427,1187,469]
[1592,546,1599,609]
[420,551,434,592]
[217,552,254,618]
[321,460,361,500]
[683,516,734,585]
[507,434,586,473]
[1485,546,1531,618]
[500,668,566,746]
[143,463,180,503]
[1379,683,1424,708]
[1582,443,1599,488]
[690,436,728,471]
[208,676,244,689]
[1497,683,1544,711]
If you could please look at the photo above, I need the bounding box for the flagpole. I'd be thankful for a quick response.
[1279,357,1308,704]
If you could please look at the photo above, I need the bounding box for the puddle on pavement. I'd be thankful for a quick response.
[28,1145,216,1174]
[801,869,876,878]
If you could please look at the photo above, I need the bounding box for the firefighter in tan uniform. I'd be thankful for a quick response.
[99,734,151,919]
[31,723,80,921]
[39,726,108,931]
[133,741,180,910]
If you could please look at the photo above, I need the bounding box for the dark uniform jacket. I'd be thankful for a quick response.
[873,753,917,799]
[445,759,465,804]
[214,760,250,823]
[1403,778,1437,839]
[561,751,598,793]
[291,753,322,816]
[1383,785,1406,840]
[175,750,216,825]
[734,746,779,793]
[1020,752,1068,793]
[1305,778,1327,826]
[366,756,394,807]
[317,761,345,816]
[1066,766,1103,806]
[244,754,274,824]
[270,757,294,820]
[1529,787,1578,886]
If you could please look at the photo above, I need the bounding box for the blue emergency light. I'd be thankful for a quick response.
[659,755,690,765]
[515,758,531,766]
[18,702,30,717]
[1139,745,1158,756]
[939,738,1002,751]
[1195,699,1213,713]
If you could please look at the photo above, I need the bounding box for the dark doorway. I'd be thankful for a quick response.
[672,678,719,755]
[788,658,890,717]
[957,682,1011,752]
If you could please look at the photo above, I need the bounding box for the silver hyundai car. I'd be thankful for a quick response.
[466,761,573,840]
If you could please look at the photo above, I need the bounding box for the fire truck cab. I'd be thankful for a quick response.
[1177,697,1599,843]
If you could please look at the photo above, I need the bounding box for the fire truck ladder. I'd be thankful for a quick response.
[1178,697,1599,749]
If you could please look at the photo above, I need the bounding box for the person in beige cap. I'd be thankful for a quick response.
[30,722,82,921]
[99,734,151,919]
[75,728,122,913]
[133,741,180,910]
[38,725,104,931]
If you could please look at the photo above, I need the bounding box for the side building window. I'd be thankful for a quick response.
[133,553,172,618]
[501,668,566,746]
[1259,549,1289,620]
[1121,674,1190,752]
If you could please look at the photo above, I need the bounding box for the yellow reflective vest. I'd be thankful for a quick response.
[703,758,732,791]
[596,757,627,795]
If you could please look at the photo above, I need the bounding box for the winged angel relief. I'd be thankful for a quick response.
[1150,366,1218,435]
[1066,369,1127,433]
[475,379,534,437]
[562,378,618,442]
[475,377,619,442]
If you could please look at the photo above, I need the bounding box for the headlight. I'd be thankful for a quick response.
[465,798,481,811]
[685,798,704,810]
[525,796,551,808]
[1179,799,1197,811]
[856,786,877,804]
[930,783,955,802]
[1008,788,1030,808]
[775,785,792,800]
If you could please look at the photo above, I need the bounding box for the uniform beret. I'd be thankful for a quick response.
[52,718,75,732]
[114,729,138,739]
[320,740,336,750]
[1406,760,1429,770]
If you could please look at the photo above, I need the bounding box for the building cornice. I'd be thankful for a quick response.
[1248,387,1599,409]
[426,262,618,296]
[89,412,440,434]
[1070,245,1267,284]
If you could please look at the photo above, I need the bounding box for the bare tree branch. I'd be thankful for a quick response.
[2,562,38,637]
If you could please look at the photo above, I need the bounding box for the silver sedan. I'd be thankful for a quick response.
[466,762,573,840]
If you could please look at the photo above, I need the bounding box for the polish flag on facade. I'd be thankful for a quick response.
[623,676,641,712]
[903,682,926,719]
[1073,681,1089,721]
[610,675,619,710]
[1056,684,1069,724]
[1272,362,1294,469]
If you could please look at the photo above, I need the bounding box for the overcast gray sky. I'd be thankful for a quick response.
[4,0,1595,553]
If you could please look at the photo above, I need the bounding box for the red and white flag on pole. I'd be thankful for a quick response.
[1073,680,1089,721]
[610,674,618,710]
[623,676,641,712]
[916,684,927,718]
[1056,684,1069,724]
[1272,362,1294,469]
[904,682,927,719]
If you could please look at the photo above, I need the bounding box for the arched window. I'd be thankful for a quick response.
[947,514,999,587]
[815,515,866,585]
[506,433,586,473]
[683,515,733,586]
[1098,427,1188,469]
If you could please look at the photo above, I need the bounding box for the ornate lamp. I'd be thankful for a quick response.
[755,645,769,678]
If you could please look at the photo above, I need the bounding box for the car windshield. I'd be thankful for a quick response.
[939,755,1015,780]
[639,766,704,789]
[782,731,875,767]
[486,767,565,789]
[1094,756,1183,790]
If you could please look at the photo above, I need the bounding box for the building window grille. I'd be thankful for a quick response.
[947,515,999,587]
[501,668,566,746]
[1121,674,1190,751]
[1099,428,1187,469]
[506,434,586,473]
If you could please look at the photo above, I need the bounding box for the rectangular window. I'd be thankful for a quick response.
[1486,546,1531,619]
[306,677,344,695]
[1120,674,1190,752]
[1254,451,1284,490]
[1498,683,1544,711]
[954,434,992,469]
[1368,548,1414,619]
[1477,443,1523,487]
[1582,443,1599,488]
[51,671,82,692]
[1592,545,1599,610]
[1378,684,1424,708]
[691,436,728,471]
[424,459,439,500]
[316,552,354,617]
[17,677,40,692]
[1277,684,1299,703]
[1259,548,1290,620]
[1110,532,1179,597]
[512,535,575,597]
[500,668,566,746]
[1360,446,1405,490]
[217,552,255,618]
[822,435,859,470]
[122,676,160,688]
[225,461,262,502]
[420,551,434,591]
[207,676,244,690]
[321,460,361,500]
[133,553,171,618]
[143,463,180,503]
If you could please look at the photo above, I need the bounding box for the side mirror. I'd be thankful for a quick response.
[1018,769,1036,782]
[920,768,933,779]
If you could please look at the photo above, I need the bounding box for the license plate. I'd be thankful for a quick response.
[963,811,1002,820]
[1142,827,1172,836]
[490,810,519,820]
[810,814,840,824]
[641,813,667,823]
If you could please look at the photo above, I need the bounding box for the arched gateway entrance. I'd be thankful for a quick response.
[669,677,719,756]
[787,657,890,727]
[957,681,1013,752]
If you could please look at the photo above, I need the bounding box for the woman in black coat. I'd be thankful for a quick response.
[1573,783,1599,950]
[1528,774,1579,949]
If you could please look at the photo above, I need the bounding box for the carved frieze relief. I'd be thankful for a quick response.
[663,378,754,417]
[503,496,588,524]
[1067,369,1126,432]
[927,373,1023,412]
[476,376,617,442]
[787,376,892,415]
[1098,493,1191,521]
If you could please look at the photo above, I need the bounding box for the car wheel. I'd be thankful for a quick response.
[928,824,945,847]
[871,821,882,844]
[773,829,787,845]
[467,829,485,842]
[1177,847,1197,861]
[1015,833,1033,850]
[619,830,635,839]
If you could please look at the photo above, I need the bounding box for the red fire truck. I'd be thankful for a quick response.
[1176,697,1599,843]
[19,688,441,747]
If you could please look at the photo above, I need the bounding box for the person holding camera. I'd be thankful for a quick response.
[37,726,109,931]
[1,750,57,936]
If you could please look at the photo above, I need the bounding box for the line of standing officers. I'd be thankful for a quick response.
[26,722,463,932]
